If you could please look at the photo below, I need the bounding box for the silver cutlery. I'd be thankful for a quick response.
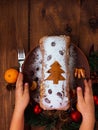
[18,49,25,72]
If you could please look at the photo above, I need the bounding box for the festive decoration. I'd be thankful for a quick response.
[25,103,83,130]
[30,81,37,91]
[88,48,98,73]
[4,68,19,84]
[4,67,19,91]
[93,95,98,106]
[70,110,82,122]
[88,46,98,123]
[74,68,85,78]
[46,61,65,84]
[33,104,42,114]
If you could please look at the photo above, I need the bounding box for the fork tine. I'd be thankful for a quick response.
[18,49,25,72]
[18,50,25,59]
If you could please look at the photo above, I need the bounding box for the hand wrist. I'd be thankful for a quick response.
[82,114,95,123]
[82,116,95,127]
[14,106,25,114]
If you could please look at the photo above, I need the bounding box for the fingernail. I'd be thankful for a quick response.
[25,83,28,86]
[77,87,82,91]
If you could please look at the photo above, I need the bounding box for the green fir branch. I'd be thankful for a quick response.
[62,122,80,130]
[88,51,98,71]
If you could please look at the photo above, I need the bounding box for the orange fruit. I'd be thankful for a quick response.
[4,68,19,84]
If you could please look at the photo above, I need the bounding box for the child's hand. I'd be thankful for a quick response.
[77,79,95,123]
[15,73,30,113]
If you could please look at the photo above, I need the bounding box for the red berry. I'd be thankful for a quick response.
[33,104,42,114]
[70,110,82,122]
[93,96,98,106]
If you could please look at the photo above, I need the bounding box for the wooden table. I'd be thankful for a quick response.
[0,0,98,129]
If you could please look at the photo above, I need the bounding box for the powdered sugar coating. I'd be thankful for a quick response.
[40,35,70,110]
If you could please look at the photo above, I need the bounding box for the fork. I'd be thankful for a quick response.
[18,49,25,72]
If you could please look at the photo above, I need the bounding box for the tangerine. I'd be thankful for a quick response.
[4,68,19,84]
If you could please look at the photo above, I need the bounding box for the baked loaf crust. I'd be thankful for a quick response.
[39,35,70,110]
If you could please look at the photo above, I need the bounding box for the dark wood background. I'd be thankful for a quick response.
[0,0,98,130]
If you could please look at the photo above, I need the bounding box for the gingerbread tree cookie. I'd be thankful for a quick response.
[46,61,65,84]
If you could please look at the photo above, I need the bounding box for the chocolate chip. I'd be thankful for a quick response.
[47,55,52,61]
[45,98,51,103]
[35,77,39,81]
[36,54,39,57]
[60,103,62,105]
[57,92,62,98]
[51,42,56,46]
[48,89,52,94]
[35,55,39,60]
[59,50,64,55]
[36,67,39,71]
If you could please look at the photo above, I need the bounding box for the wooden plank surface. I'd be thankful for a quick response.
[0,0,98,130]
[30,0,98,55]
[30,0,80,50]
[80,0,98,56]
[0,0,28,130]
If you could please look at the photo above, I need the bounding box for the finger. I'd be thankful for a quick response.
[84,79,92,95]
[84,80,93,103]
[77,87,84,104]
[16,72,23,89]
[88,79,92,92]
[23,83,29,95]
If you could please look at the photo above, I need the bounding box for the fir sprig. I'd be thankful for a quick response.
[88,51,98,72]
[62,122,80,130]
